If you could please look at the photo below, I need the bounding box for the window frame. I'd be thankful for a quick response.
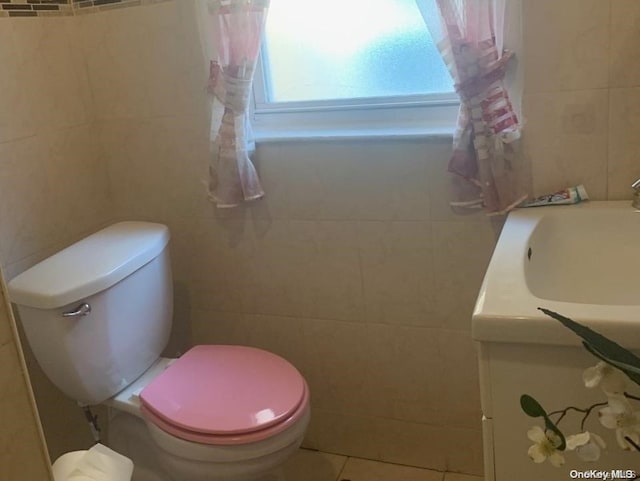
[251,25,460,140]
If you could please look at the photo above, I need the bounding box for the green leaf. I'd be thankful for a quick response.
[583,342,640,386]
[538,308,640,387]
[520,394,547,418]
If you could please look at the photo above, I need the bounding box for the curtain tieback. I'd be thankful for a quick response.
[208,62,253,113]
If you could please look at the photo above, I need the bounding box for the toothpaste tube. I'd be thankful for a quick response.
[520,185,589,207]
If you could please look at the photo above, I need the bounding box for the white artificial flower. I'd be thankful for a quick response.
[565,431,606,461]
[583,362,628,394]
[527,426,565,467]
[598,394,640,450]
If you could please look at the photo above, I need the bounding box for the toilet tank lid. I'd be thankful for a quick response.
[7,222,170,310]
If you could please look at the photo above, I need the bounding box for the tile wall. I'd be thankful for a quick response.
[2,0,640,478]
[0,12,113,466]
[522,0,640,200]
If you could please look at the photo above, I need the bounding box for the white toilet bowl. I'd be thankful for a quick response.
[108,405,309,481]
[105,347,310,481]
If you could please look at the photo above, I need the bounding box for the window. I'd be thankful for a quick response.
[252,0,459,138]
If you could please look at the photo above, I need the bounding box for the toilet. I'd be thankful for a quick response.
[7,222,310,481]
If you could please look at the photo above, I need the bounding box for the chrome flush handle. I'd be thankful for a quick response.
[62,302,92,318]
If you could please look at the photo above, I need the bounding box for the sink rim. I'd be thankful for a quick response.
[472,200,640,348]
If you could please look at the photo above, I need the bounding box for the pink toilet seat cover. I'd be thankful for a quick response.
[139,345,306,437]
[140,384,309,445]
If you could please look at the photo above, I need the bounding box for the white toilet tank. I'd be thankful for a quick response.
[7,222,173,406]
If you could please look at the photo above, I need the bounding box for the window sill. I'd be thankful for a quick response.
[252,98,458,143]
[253,124,455,143]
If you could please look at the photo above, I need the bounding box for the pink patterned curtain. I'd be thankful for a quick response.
[203,0,269,208]
[418,0,526,215]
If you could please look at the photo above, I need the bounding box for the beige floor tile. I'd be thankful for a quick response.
[443,473,483,481]
[338,457,443,481]
[279,449,347,481]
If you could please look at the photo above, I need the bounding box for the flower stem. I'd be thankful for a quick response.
[624,435,640,452]
[624,392,640,402]
[547,402,608,430]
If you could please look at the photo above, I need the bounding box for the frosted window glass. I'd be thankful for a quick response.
[262,0,454,103]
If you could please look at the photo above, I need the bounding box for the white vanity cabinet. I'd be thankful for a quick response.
[476,340,640,481]
[472,202,640,480]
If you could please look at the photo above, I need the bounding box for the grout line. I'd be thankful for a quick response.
[332,453,451,480]
[335,455,349,481]
[293,448,482,481]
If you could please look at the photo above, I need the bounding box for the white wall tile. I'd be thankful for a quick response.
[610,0,640,88]
[523,90,609,199]
[357,221,436,327]
[431,220,501,331]
[523,0,610,93]
[254,140,431,221]
[608,87,640,199]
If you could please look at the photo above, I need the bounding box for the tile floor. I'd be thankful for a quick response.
[279,449,483,481]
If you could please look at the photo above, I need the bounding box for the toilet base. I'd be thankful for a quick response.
[108,412,171,481]
[107,410,305,481]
